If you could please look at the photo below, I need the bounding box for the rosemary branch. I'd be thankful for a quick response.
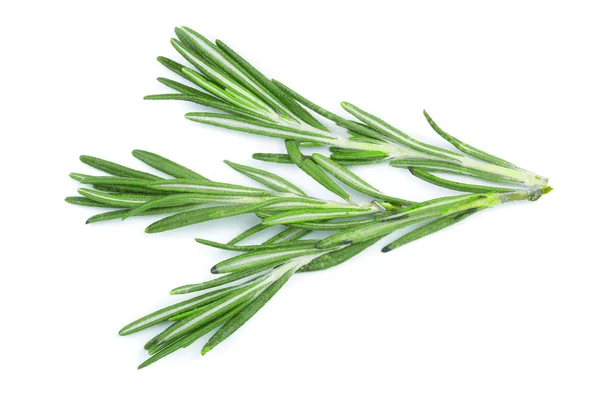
[146,27,548,189]
[66,149,549,368]
[64,26,552,368]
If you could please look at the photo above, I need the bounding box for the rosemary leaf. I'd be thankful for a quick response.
[195,238,318,252]
[252,153,295,164]
[155,76,207,96]
[262,207,375,226]
[226,223,270,245]
[390,159,525,185]
[132,149,207,180]
[185,112,337,143]
[262,227,310,244]
[212,245,325,274]
[423,110,517,169]
[170,265,275,295]
[381,208,480,253]
[77,188,157,208]
[374,194,481,222]
[315,215,433,249]
[64,196,112,208]
[299,237,381,272]
[224,160,306,196]
[147,179,271,196]
[79,155,160,180]
[156,56,189,80]
[201,262,298,355]
[409,168,514,194]
[85,205,200,224]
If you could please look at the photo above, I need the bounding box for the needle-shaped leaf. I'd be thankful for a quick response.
[287,218,374,231]
[90,183,165,195]
[409,168,514,193]
[224,160,306,196]
[201,261,299,355]
[85,204,200,224]
[145,92,269,121]
[64,196,112,208]
[285,140,352,202]
[145,206,232,233]
[78,188,158,208]
[299,237,381,272]
[119,285,243,336]
[170,264,275,295]
[329,149,389,162]
[382,208,480,253]
[79,176,158,188]
[132,150,207,180]
[227,223,270,245]
[195,238,317,252]
[125,193,260,218]
[212,243,325,274]
[69,173,93,182]
[423,110,517,169]
[315,215,433,249]
[252,153,296,164]
[145,199,287,233]
[79,155,160,180]
[262,207,375,226]
[340,102,459,161]
[147,179,272,196]
[374,194,480,222]
[155,76,207,96]
[390,159,525,185]
[185,112,338,143]
[206,199,288,220]
[156,56,189,80]
[311,154,415,206]
[262,227,310,244]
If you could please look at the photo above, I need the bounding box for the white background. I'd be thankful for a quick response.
[2,1,599,399]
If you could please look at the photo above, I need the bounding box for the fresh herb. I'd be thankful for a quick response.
[146,26,548,189]
[65,27,552,367]
[67,148,550,368]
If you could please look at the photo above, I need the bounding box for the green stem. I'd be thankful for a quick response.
[334,137,548,188]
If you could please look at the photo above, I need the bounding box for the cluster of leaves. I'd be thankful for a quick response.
[65,26,552,368]
[67,146,546,368]
[146,26,548,188]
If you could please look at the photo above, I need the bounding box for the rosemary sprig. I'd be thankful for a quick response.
[64,27,552,367]
[146,26,548,189]
[67,149,549,368]
[117,186,546,369]
[67,149,410,232]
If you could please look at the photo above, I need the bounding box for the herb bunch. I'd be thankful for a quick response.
[67,146,549,368]
[66,26,551,368]
[147,26,548,190]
